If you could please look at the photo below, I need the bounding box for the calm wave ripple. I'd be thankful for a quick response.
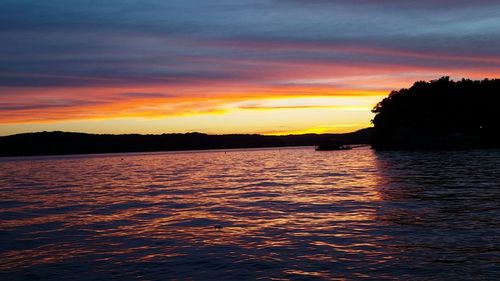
[0,147,499,280]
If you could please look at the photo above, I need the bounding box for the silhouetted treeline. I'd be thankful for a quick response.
[0,129,372,157]
[371,77,500,149]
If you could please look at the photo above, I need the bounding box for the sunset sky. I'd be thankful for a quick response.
[1,1,499,136]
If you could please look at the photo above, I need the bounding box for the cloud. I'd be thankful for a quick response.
[2,1,500,88]
[119,92,174,99]
[0,101,100,111]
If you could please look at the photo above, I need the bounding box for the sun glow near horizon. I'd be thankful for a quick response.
[0,93,382,136]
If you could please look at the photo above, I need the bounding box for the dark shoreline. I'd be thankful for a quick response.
[0,128,372,157]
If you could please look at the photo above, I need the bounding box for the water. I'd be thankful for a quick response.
[0,147,499,280]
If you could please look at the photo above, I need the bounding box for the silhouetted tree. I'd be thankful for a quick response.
[371,77,500,149]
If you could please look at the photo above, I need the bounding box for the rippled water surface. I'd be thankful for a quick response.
[1,147,499,280]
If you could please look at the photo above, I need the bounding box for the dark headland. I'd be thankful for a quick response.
[371,77,500,150]
[0,128,372,157]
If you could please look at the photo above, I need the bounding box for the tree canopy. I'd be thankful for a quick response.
[371,77,500,149]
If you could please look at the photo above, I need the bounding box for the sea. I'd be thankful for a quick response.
[0,147,499,280]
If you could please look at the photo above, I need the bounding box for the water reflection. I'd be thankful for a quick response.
[0,148,499,280]
[372,150,500,279]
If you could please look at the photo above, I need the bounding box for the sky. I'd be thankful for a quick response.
[1,0,500,136]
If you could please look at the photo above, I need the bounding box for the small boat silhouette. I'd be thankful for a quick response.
[315,143,352,151]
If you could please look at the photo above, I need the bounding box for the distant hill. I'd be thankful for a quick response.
[371,77,500,150]
[0,128,373,157]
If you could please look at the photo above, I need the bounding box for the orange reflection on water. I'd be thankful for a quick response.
[0,147,397,278]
